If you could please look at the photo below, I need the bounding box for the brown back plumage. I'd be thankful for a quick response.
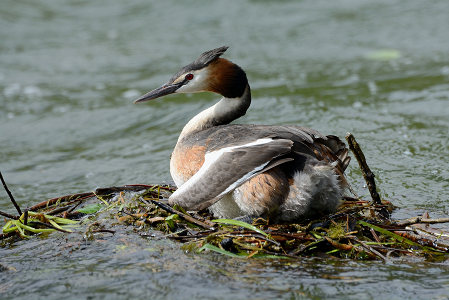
[307,135,351,185]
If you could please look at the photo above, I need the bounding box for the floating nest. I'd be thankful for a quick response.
[2,134,449,261]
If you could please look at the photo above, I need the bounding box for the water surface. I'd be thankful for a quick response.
[1,0,449,299]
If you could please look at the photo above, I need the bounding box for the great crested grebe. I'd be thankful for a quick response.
[134,46,350,222]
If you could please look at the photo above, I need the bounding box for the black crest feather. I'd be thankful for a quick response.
[169,46,229,83]
[193,46,229,68]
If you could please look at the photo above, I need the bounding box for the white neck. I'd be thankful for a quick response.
[177,85,251,142]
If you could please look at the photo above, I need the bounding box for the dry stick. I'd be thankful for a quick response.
[28,185,174,213]
[345,133,382,205]
[396,217,449,227]
[325,236,380,259]
[269,232,312,241]
[0,232,16,240]
[324,236,353,251]
[393,230,448,252]
[91,229,116,234]
[165,229,213,240]
[351,237,387,261]
[46,204,76,216]
[95,185,152,195]
[370,228,382,243]
[124,184,176,192]
[259,250,299,259]
[145,199,216,230]
[0,171,22,215]
[46,195,90,216]
[0,210,19,220]
[28,192,95,211]
[66,200,84,214]
[23,209,28,225]
[228,231,281,246]
[95,184,176,197]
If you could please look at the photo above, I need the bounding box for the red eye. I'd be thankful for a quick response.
[185,73,194,80]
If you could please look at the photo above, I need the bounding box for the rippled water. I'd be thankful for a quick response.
[1,0,449,299]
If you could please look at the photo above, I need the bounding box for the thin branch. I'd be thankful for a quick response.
[0,210,19,220]
[0,232,16,240]
[351,237,387,261]
[91,229,115,234]
[66,200,84,214]
[396,217,449,227]
[0,171,22,215]
[345,133,382,205]
[23,209,28,225]
[393,230,448,252]
[146,199,215,230]
[94,184,176,197]
[28,192,94,212]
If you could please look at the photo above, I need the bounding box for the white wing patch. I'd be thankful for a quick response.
[171,138,273,199]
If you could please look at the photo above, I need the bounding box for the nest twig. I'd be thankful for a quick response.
[345,133,382,205]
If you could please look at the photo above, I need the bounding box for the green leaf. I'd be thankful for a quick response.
[26,212,78,225]
[363,241,396,246]
[15,223,31,238]
[198,243,244,258]
[212,219,268,237]
[172,204,187,214]
[310,231,323,239]
[75,203,104,214]
[48,219,65,231]
[19,223,55,234]
[2,220,13,232]
[326,249,341,254]
[358,220,434,251]
[165,214,179,221]
[48,216,78,225]
[165,214,179,230]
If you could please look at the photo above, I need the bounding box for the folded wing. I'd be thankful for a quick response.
[168,138,293,210]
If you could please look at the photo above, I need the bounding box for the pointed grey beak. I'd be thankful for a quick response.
[134,82,183,103]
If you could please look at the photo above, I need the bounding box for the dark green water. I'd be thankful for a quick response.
[1,0,449,299]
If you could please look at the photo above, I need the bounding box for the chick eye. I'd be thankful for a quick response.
[185,73,194,80]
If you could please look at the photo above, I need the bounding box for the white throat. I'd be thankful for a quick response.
[176,85,251,143]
